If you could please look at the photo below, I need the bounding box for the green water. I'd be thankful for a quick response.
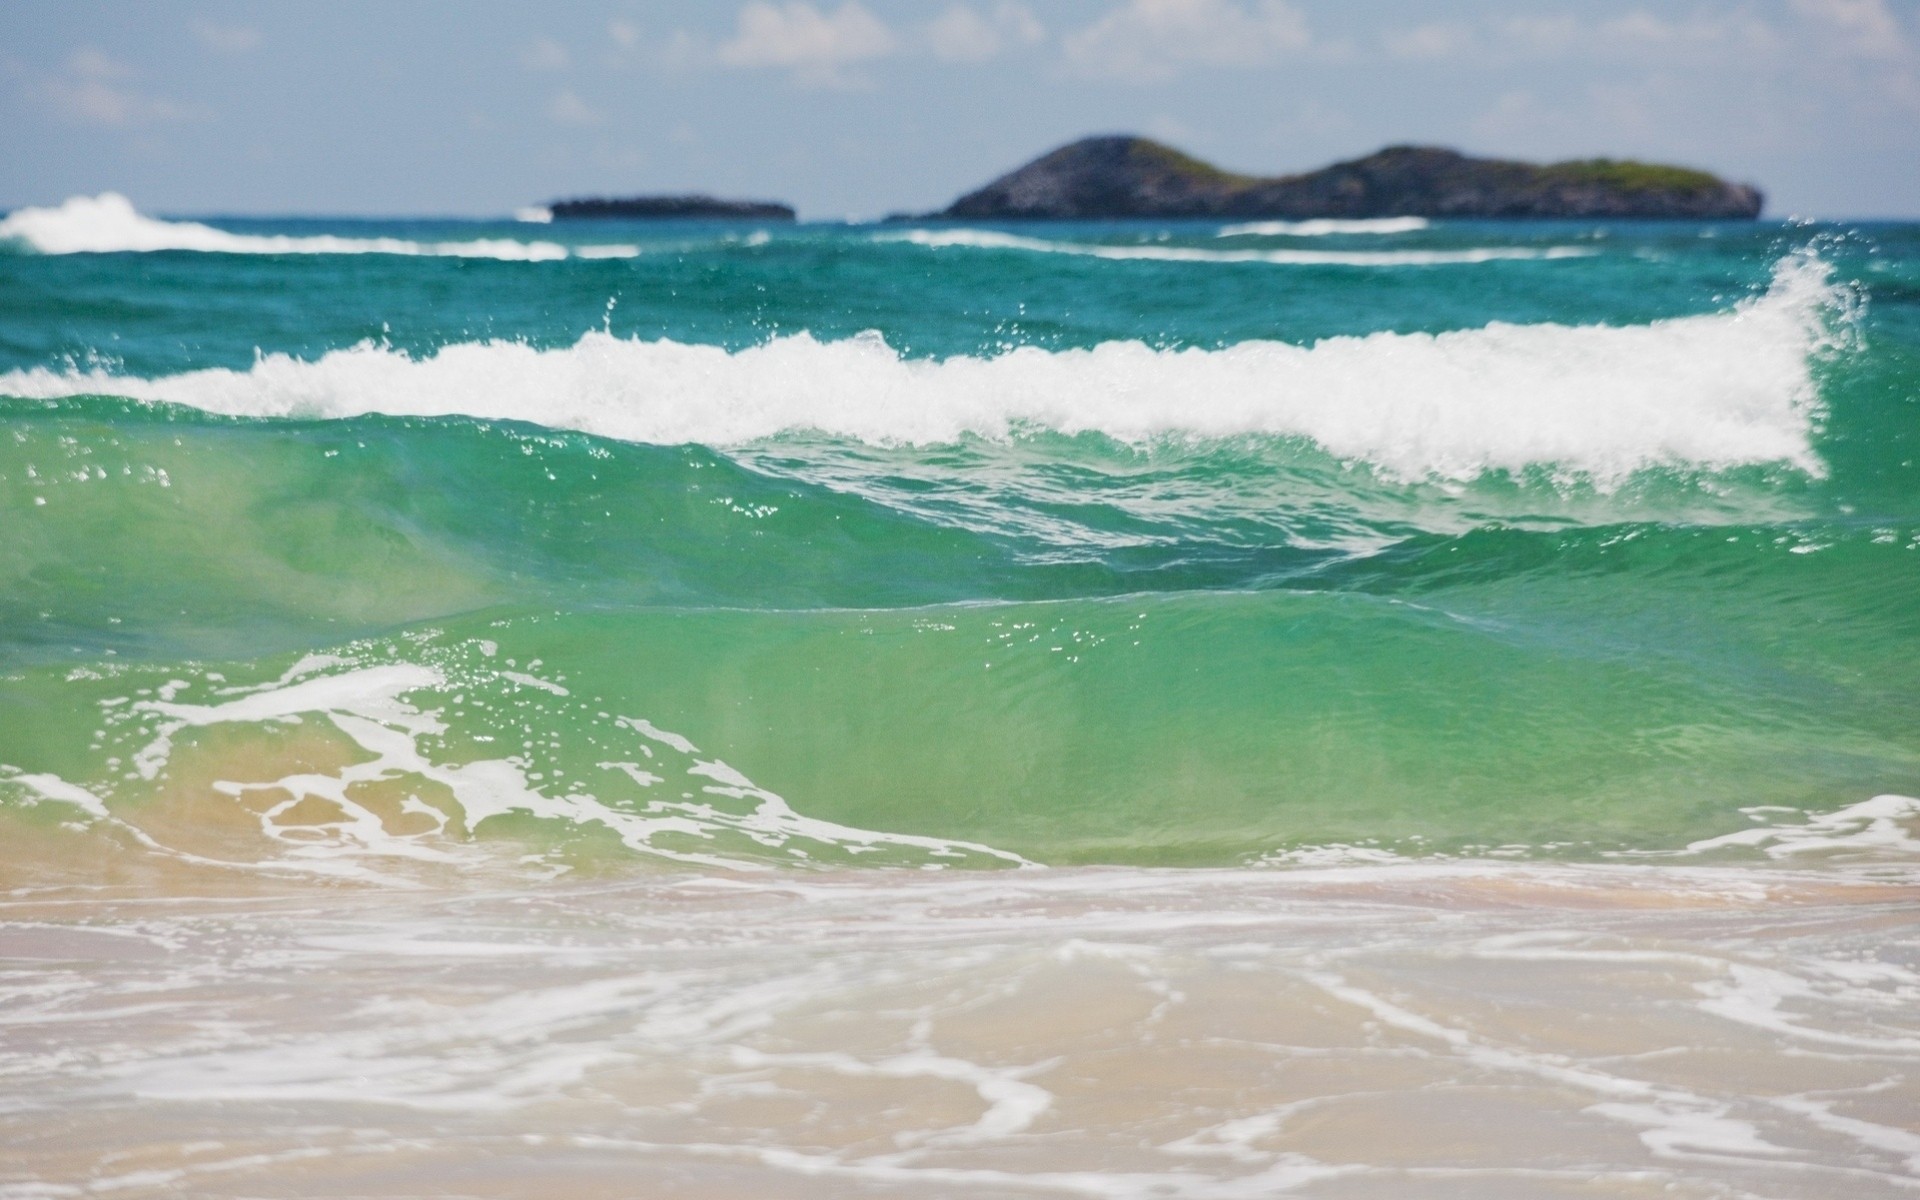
[2,209,1917,868]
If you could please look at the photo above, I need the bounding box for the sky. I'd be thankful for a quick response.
[3,0,1917,219]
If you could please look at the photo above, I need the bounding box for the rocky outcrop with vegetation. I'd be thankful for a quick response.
[938,137,1763,220]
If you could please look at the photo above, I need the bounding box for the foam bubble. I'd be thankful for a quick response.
[58,650,1034,877]
[1303,968,1794,1162]
[1216,217,1431,236]
[882,227,1590,265]
[1678,794,1920,860]
[7,858,1919,1195]
[0,255,1841,484]
[2,769,110,819]
[0,193,634,260]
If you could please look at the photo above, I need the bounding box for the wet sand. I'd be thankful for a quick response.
[5,863,1917,1198]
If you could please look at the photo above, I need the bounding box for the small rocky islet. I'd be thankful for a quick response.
[547,195,796,221]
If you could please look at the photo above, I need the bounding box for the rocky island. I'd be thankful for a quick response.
[935,136,1762,220]
[548,195,796,221]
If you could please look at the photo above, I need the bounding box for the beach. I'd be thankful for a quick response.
[3,201,1918,1195]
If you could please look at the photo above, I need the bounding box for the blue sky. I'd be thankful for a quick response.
[4,0,1916,218]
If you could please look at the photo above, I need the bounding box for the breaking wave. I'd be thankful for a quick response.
[0,193,638,261]
[0,255,1842,484]
[1217,217,1432,236]
[0,645,1030,879]
[883,226,1591,265]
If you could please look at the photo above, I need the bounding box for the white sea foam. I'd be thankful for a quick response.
[884,226,1589,265]
[0,193,635,260]
[1303,967,1793,1162]
[1677,794,1920,860]
[1,770,111,820]
[98,652,1032,877]
[0,255,1841,484]
[1216,217,1431,236]
[6,862,1918,1196]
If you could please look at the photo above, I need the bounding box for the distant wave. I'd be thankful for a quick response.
[882,227,1589,266]
[1217,217,1431,236]
[0,256,1840,484]
[0,194,636,260]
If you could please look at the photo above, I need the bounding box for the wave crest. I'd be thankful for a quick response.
[0,256,1842,484]
[0,193,633,260]
[0,645,1031,880]
[881,226,1590,266]
[1217,217,1431,236]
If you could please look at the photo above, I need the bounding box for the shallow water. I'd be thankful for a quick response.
[6,865,1919,1198]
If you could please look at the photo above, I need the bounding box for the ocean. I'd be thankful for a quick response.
[2,194,1917,1197]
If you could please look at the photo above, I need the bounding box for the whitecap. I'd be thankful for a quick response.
[0,254,1844,486]
[1216,217,1431,236]
[881,226,1588,265]
[0,193,634,261]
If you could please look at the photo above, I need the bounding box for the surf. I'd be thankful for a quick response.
[1216,216,1432,236]
[0,253,1844,487]
[0,193,642,260]
[882,225,1592,265]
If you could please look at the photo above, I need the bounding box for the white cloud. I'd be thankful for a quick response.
[1391,9,1785,65]
[1061,0,1311,83]
[718,1,897,88]
[1790,0,1910,58]
[1463,2,1920,158]
[608,18,642,49]
[1382,22,1473,61]
[1596,10,1781,54]
[602,22,709,72]
[192,20,260,54]
[523,36,570,71]
[658,29,707,70]
[1497,14,1581,56]
[44,48,205,126]
[65,47,131,80]
[1789,0,1918,110]
[926,3,1045,63]
[546,89,603,125]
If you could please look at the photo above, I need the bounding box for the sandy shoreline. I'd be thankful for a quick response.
[6,861,1917,1198]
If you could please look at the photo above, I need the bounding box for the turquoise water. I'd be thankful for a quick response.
[7,197,1920,1200]
[3,198,1918,871]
